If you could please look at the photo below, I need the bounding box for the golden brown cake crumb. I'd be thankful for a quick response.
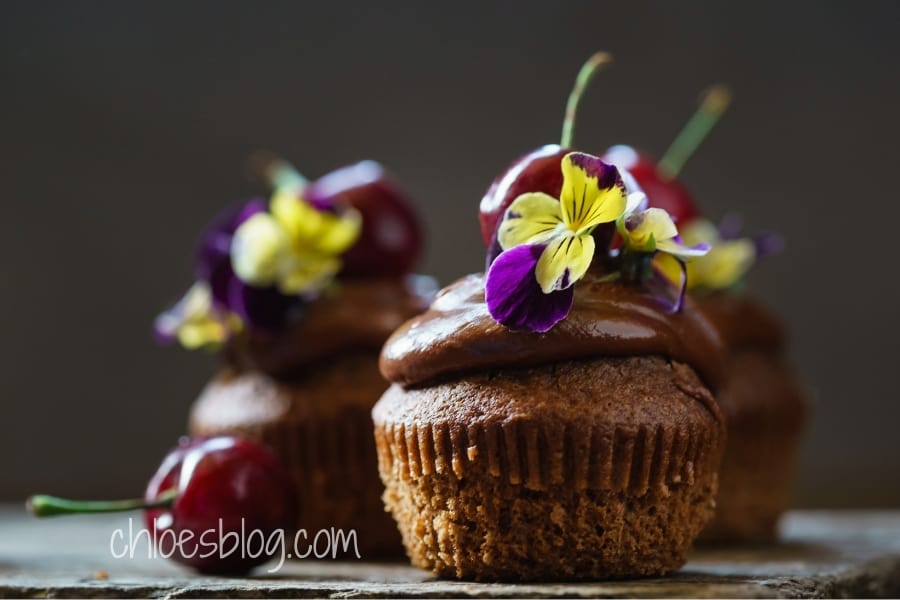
[373,355,725,580]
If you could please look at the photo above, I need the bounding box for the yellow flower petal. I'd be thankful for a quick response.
[182,281,214,316]
[497,192,563,250]
[270,188,320,240]
[679,219,720,247]
[270,190,362,255]
[690,238,756,290]
[160,283,241,350]
[311,208,362,254]
[177,320,229,350]
[230,213,291,286]
[625,208,678,251]
[654,253,685,287]
[276,253,341,295]
[559,152,627,234]
[535,233,595,293]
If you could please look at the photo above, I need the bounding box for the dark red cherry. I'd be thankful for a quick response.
[478,52,613,247]
[478,144,569,246]
[601,145,700,224]
[28,436,296,575]
[306,161,423,277]
[143,436,296,574]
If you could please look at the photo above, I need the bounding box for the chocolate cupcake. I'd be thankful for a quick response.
[374,149,727,580]
[675,219,808,543]
[155,157,435,558]
[598,85,808,544]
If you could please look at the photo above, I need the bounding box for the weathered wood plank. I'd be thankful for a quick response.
[1,508,898,598]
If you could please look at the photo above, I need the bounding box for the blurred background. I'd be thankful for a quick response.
[1,1,898,506]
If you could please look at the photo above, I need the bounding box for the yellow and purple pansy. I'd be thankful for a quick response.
[485,152,630,332]
[618,207,711,260]
[230,186,361,295]
[155,187,361,349]
[485,152,713,332]
[665,216,782,292]
[153,282,242,350]
[616,205,711,311]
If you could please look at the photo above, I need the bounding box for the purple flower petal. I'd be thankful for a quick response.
[227,278,303,332]
[566,152,622,190]
[663,236,712,258]
[484,229,504,271]
[752,231,785,259]
[206,258,236,307]
[195,198,267,302]
[717,213,784,259]
[717,213,745,240]
[485,244,574,332]
[647,258,687,313]
[152,312,179,346]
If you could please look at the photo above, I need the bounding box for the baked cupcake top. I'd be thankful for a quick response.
[154,155,435,373]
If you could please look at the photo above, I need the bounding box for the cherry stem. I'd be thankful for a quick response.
[560,52,613,149]
[27,489,177,518]
[657,85,732,180]
[245,150,308,191]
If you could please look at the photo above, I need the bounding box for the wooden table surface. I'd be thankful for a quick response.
[1,506,899,598]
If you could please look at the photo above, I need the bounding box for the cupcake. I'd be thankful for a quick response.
[155,156,435,558]
[601,85,808,543]
[374,134,728,580]
[671,218,808,543]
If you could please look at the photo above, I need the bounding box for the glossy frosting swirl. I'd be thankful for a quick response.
[380,273,728,389]
[226,275,437,376]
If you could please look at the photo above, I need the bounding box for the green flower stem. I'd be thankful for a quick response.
[27,489,177,518]
[246,150,308,190]
[657,85,732,180]
[560,52,613,149]
[620,251,654,284]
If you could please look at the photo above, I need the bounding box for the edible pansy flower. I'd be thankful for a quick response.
[192,198,303,332]
[617,207,710,260]
[153,282,242,350]
[195,198,267,306]
[486,152,628,332]
[672,217,782,291]
[616,205,710,312]
[230,188,361,295]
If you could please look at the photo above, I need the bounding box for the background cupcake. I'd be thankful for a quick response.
[155,156,435,558]
[672,217,808,543]
[601,90,808,543]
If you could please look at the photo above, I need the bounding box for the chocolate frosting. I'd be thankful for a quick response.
[695,293,786,352]
[226,275,437,377]
[380,273,728,389]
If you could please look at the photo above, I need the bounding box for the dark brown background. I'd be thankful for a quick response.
[1,1,898,506]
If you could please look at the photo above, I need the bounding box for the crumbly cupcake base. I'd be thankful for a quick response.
[190,353,404,559]
[374,356,725,581]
